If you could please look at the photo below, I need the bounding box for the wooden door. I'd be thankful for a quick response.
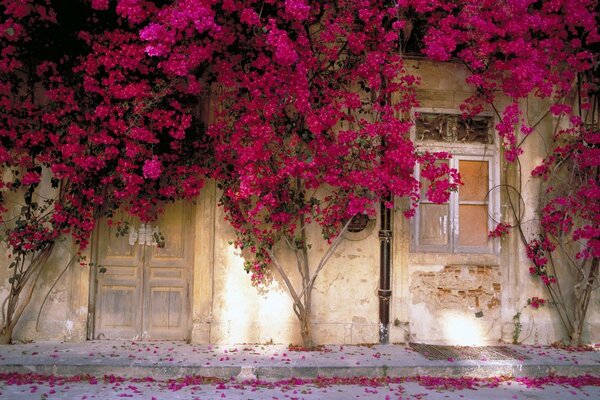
[94,202,193,340]
[94,210,142,339]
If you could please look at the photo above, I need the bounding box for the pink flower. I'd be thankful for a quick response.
[527,297,546,309]
[21,172,41,185]
[142,157,161,180]
[90,0,109,11]
[284,0,310,22]
[488,223,511,238]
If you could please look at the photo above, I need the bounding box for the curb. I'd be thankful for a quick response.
[1,363,599,381]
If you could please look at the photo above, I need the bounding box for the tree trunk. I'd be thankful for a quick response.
[0,291,29,345]
[1,293,21,345]
[0,247,51,345]
[570,330,581,347]
[298,309,313,349]
[0,325,14,345]
[266,217,351,350]
[569,258,599,347]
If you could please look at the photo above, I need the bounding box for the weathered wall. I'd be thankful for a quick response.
[0,240,90,343]
[2,59,598,346]
[389,59,599,346]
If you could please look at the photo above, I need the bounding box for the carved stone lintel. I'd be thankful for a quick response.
[416,113,493,144]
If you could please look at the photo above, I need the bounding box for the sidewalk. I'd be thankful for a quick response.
[0,341,598,381]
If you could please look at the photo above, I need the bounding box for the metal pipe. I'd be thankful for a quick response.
[378,194,392,344]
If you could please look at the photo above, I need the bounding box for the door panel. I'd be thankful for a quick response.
[100,286,136,326]
[94,202,193,341]
[143,202,192,340]
[149,287,184,328]
[99,214,140,265]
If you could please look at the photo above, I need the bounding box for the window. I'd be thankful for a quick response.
[411,111,499,254]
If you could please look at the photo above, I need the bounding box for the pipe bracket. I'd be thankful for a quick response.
[378,229,392,243]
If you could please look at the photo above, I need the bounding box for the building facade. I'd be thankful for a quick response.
[1,60,598,345]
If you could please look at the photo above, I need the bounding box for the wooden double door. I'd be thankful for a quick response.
[93,202,194,341]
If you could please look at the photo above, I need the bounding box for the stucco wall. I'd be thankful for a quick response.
[386,60,505,344]
[207,188,381,345]
[0,180,90,343]
[499,98,600,345]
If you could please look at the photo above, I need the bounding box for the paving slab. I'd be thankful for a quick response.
[0,341,598,381]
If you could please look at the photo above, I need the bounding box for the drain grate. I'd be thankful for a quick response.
[409,343,529,361]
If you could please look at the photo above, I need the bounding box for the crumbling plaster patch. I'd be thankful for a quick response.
[410,265,501,312]
[408,265,502,344]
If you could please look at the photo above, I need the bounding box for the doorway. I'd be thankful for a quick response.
[93,202,194,340]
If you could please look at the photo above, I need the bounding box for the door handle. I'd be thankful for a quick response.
[128,224,138,245]
[131,224,155,246]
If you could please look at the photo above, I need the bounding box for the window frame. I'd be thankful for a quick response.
[410,108,501,255]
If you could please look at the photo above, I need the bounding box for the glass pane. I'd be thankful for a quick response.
[459,160,488,201]
[458,205,489,247]
[420,160,449,200]
[419,204,449,246]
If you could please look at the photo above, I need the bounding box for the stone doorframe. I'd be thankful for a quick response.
[190,180,217,343]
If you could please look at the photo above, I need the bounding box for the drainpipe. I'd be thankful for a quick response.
[378,193,392,344]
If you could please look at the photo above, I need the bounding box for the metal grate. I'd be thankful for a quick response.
[347,214,370,233]
[409,343,529,361]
